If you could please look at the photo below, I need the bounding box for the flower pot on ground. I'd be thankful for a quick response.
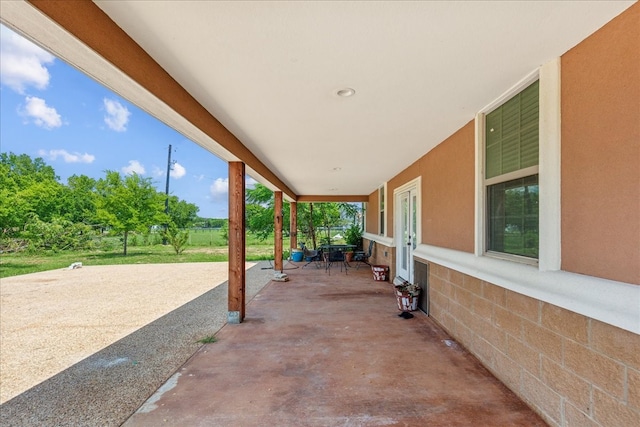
[345,251,354,262]
[394,278,421,312]
[372,265,389,281]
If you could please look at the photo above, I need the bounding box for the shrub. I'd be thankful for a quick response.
[23,214,93,252]
[344,224,363,250]
[163,225,189,255]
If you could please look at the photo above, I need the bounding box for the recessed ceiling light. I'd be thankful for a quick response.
[336,88,355,97]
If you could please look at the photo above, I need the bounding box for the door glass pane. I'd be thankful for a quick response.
[401,195,408,271]
[412,194,417,250]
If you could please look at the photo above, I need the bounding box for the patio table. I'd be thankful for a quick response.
[320,244,357,274]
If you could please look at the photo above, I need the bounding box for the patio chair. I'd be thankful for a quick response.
[353,240,374,269]
[324,250,348,275]
[301,243,322,269]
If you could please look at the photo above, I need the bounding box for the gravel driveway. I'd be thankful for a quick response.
[0,261,273,426]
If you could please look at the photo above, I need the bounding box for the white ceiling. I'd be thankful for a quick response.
[2,1,634,198]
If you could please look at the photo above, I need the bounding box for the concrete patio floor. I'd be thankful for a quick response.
[124,261,547,426]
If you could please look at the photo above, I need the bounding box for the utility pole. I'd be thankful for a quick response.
[163,144,172,245]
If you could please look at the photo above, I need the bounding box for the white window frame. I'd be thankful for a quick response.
[393,177,421,245]
[393,177,422,282]
[362,202,367,231]
[378,183,387,236]
[475,58,561,271]
[415,57,637,336]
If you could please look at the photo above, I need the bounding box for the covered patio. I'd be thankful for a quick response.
[1,2,637,426]
[124,264,545,426]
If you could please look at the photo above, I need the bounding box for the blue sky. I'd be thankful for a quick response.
[0,24,252,219]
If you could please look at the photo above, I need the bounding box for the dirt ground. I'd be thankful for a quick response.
[0,262,254,403]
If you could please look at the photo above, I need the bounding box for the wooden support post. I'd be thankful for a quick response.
[228,162,245,323]
[274,191,283,272]
[290,201,297,252]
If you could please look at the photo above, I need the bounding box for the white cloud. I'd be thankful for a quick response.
[210,177,229,200]
[209,176,257,200]
[152,166,165,177]
[0,26,55,94]
[20,96,62,129]
[170,162,186,179]
[37,149,95,164]
[246,176,258,188]
[103,98,130,132]
[122,160,145,175]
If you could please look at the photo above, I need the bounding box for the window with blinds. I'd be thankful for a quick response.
[485,80,539,260]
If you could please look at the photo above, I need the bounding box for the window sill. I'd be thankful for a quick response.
[363,232,394,248]
[413,244,639,334]
[485,250,538,266]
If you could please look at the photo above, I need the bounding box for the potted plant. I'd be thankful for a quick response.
[394,278,421,312]
[344,224,362,262]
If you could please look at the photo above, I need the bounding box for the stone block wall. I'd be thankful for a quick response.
[427,261,640,427]
[363,239,395,281]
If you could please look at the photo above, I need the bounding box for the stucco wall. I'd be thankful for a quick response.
[560,3,640,285]
[421,122,475,252]
[386,160,421,239]
[366,122,475,253]
[363,4,639,284]
[366,189,379,235]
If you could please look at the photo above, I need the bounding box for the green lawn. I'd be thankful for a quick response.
[0,230,291,279]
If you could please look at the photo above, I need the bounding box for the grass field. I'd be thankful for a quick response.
[0,229,291,279]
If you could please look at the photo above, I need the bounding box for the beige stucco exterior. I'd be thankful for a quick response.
[366,2,639,285]
[364,4,640,426]
[420,122,475,253]
[560,3,640,284]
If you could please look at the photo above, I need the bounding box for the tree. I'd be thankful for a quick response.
[245,184,361,249]
[220,220,229,244]
[0,152,58,188]
[96,171,167,255]
[167,196,199,229]
[338,202,359,225]
[23,214,93,251]
[315,203,342,245]
[0,184,31,230]
[192,217,226,229]
[297,202,319,248]
[61,174,98,225]
[0,152,64,228]
[245,183,290,240]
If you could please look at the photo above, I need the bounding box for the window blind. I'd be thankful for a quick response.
[486,80,539,179]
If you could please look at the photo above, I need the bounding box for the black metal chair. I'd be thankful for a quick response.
[324,250,348,275]
[301,243,321,269]
[353,240,374,269]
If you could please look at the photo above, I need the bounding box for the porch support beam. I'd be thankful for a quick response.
[297,195,369,203]
[25,0,296,201]
[228,162,246,324]
[274,191,284,272]
[290,202,298,252]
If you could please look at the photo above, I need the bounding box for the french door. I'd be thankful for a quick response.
[396,187,418,282]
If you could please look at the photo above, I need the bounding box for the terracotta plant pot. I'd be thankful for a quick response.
[345,251,354,262]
